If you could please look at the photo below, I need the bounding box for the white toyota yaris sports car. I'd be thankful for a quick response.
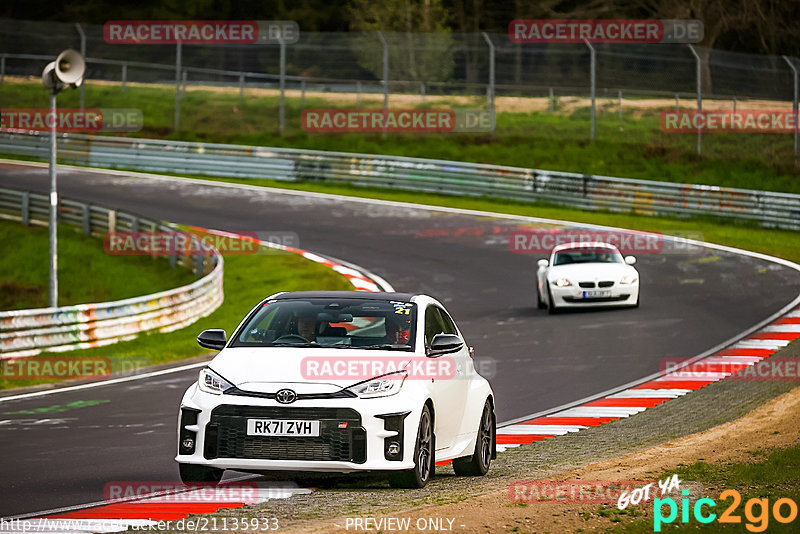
[176,291,495,488]
[536,242,640,313]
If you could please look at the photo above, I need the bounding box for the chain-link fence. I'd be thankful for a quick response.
[0,18,798,155]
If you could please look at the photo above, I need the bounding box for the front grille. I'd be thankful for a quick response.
[598,281,614,288]
[578,282,595,288]
[205,405,366,463]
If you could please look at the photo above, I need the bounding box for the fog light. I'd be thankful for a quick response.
[387,441,401,456]
[182,437,194,450]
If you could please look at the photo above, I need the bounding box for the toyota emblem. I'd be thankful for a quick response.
[276,389,297,404]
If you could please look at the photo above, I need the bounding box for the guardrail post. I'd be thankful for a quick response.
[174,41,182,131]
[82,203,91,235]
[279,35,286,135]
[239,73,245,101]
[121,64,127,93]
[377,31,389,137]
[108,210,116,233]
[585,39,596,141]
[76,23,86,110]
[688,45,702,155]
[21,192,29,225]
[783,56,798,165]
[481,32,496,137]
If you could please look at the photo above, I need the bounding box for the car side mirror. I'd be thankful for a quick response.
[427,333,463,357]
[537,259,549,268]
[624,255,637,265]
[198,329,227,351]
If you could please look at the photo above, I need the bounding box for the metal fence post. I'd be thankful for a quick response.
[377,32,389,137]
[239,73,245,101]
[301,78,306,108]
[121,63,127,93]
[48,90,58,308]
[675,94,679,112]
[181,69,188,98]
[482,32,496,136]
[585,39,596,141]
[618,90,622,119]
[174,41,182,131]
[688,45,702,155]
[279,36,286,134]
[549,87,554,113]
[82,203,90,235]
[733,96,737,114]
[356,81,362,107]
[420,82,425,105]
[75,23,86,110]
[1,54,5,84]
[783,56,798,165]
[21,191,29,225]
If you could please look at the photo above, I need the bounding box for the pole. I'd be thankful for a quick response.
[549,87,554,113]
[174,41,182,131]
[618,90,622,119]
[279,36,286,134]
[239,73,244,101]
[121,63,127,93]
[1,54,5,84]
[688,45,702,155]
[48,90,58,308]
[301,78,306,108]
[420,82,425,105]
[377,32,388,137]
[783,56,798,164]
[585,39,596,141]
[481,32,496,136]
[75,23,86,110]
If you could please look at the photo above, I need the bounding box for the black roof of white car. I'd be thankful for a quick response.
[272,291,416,302]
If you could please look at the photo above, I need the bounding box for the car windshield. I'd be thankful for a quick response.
[552,247,624,266]
[231,297,416,351]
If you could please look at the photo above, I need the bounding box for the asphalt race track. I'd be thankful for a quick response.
[1,161,799,517]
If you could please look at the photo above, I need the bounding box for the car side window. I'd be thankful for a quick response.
[437,308,458,335]
[424,306,446,348]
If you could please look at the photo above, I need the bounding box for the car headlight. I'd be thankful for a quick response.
[619,275,638,285]
[198,368,234,395]
[552,278,572,287]
[346,371,408,398]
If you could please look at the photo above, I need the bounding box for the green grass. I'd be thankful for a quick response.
[1,79,798,193]
[0,250,353,390]
[0,220,196,310]
[610,444,800,532]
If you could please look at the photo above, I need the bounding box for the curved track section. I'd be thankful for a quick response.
[1,160,799,518]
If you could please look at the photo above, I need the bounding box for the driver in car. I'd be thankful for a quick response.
[296,314,318,343]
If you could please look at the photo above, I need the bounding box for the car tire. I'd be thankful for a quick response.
[179,463,224,484]
[547,287,559,315]
[453,400,494,476]
[536,283,547,309]
[389,405,434,489]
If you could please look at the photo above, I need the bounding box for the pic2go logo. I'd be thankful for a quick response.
[654,489,798,532]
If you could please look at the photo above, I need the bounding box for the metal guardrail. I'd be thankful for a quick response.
[0,186,224,357]
[1,131,799,229]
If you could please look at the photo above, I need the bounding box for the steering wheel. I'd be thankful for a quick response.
[273,334,311,344]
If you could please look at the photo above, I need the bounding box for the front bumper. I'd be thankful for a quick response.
[175,384,422,473]
[550,282,638,307]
